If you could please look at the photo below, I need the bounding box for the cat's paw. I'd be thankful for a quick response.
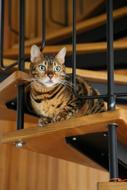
[38,118,47,127]
[38,117,52,127]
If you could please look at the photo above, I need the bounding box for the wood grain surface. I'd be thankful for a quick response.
[98,182,127,190]
[0,120,109,190]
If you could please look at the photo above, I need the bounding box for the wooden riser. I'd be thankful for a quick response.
[98,182,127,190]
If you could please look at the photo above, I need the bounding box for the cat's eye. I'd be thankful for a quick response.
[54,66,61,72]
[38,65,46,71]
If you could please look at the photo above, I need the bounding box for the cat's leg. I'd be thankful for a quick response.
[38,117,52,127]
[54,106,78,122]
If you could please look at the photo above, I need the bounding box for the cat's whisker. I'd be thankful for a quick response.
[63,80,75,87]
[25,78,39,89]
[59,80,75,89]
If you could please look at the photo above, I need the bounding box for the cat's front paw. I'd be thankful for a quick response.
[38,117,51,127]
[38,119,46,127]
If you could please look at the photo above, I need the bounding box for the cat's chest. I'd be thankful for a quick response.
[31,94,69,118]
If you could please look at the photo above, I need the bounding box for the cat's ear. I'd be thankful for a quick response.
[55,47,66,64]
[30,45,42,62]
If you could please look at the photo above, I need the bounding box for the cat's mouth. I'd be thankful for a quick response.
[38,78,59,87]
[46,80,53,83]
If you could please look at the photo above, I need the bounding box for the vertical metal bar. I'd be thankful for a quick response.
[42,0,46,49]
[108,124,118,179]
[107,0,118,180]
[17,0,25,130]
[107,0,115,111]
[72,0,77,93]
[0,0,4,68]
[18,0,25,71]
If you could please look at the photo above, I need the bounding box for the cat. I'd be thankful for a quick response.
[26,45,106,127]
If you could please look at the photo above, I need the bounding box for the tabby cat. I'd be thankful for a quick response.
[26,45,106,127]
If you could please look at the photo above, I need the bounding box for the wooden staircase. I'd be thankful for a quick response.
[22,7,127,47]
[0,2,127,185]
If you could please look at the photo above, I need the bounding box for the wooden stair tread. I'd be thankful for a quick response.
[0,70,127,106]
[0,104,37,123]
[98,182,127,190]
[0,71,37,122]
[0,71,30,104]
[4,39,127,59]
[22,7,127,47]
[1,108,127,168]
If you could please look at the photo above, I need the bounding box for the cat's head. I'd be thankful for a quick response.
[30,45,66,87]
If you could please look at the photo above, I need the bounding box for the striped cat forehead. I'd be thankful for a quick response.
[44,55,54,62]
[42,55,61,65]
[31,45,66,64]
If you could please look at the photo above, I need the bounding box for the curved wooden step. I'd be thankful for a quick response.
[0,69,127,123]
[0,70,127,105]
[4,39,127,59]
[1,108,127,169]
[23,7,127,47]
[0,69,126,122]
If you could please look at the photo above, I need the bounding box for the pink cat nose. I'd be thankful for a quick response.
[48,73,53,79]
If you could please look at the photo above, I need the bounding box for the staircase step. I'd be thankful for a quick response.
[12,7,127,48]
[0,69,126,120]
[98,182,127,190]
[0,70,127,106]
[28,7,127,45]
[1,108,127,169]
[4,38,127,59]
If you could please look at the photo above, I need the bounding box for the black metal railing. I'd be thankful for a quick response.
[16,0,25,130]
[41,0,46,50]
[71,0,119,180]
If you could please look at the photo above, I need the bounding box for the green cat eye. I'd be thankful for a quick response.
[54,66,61,72]
[38,65,46,71]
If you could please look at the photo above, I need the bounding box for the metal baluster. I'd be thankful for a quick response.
[107,0,118,180]
[72,0,77,94]
[17,0,25,131]
[42,0,46,49]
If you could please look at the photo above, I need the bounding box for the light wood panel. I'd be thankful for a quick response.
[22,7,127,47]
[67,0,105,24]
[4,38,127,59]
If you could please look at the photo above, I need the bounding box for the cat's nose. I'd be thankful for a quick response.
[48,73,53,79]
